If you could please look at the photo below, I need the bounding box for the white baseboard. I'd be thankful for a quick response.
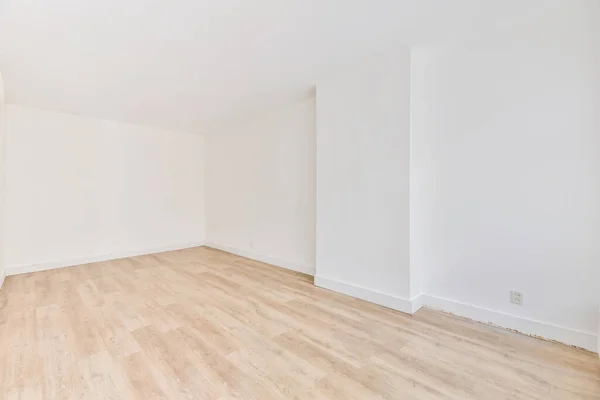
[410,293,424,314]
[314,275,418,315]
[0,268,5,291]
[204,242,315,276]
[420,294,597,353]
[5,241,206,276]
[308,277,596,352]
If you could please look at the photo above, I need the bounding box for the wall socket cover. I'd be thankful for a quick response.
[510,291,523,305]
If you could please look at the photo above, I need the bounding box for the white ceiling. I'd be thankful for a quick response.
[0,0,547,133]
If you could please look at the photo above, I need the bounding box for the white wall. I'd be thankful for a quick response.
[411,2,600,351]
[315,50,413,310]
[0,72,6,288]
[205,97,316,275]
[5,105,205,272]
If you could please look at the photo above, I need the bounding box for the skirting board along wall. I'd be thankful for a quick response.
[315,273,597,353]
[314,276,422,315]
[421,294,598,353]
[5,241,315,277]
[204,242,316,276]
[0,269,5,291]
[5,242,206,276]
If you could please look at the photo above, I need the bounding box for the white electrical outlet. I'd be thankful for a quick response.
[510,291,523,305]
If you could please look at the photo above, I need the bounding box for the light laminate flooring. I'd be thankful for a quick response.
[0,246,598,399]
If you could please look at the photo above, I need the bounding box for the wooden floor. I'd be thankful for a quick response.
[0,247,598,399]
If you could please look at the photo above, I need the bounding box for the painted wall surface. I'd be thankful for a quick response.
[0,72,6,287]
[5,105,205,271]
[316,51,412,300]
[411,3,600,347]
[205,97,316,275]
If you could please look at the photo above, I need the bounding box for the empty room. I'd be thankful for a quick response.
[0,0,599,399]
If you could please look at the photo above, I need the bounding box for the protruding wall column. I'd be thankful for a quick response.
[314,50,418,313]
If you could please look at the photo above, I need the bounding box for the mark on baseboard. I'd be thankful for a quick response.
[424,306,595,355]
